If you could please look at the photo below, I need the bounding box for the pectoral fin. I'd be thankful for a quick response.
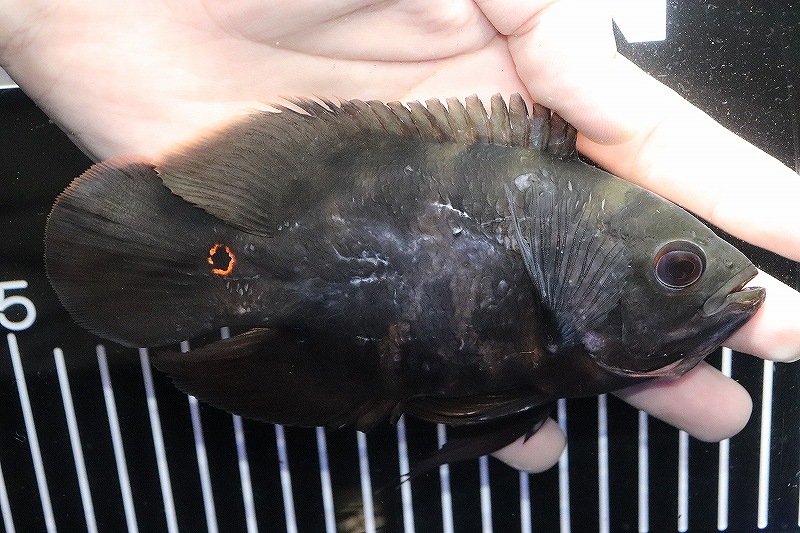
[506,179,629,350]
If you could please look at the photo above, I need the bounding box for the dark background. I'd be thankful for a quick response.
[1,1,798,531]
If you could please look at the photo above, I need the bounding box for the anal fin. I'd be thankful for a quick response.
[151,328,396,431]
[405,391,550,426]
[405,402,555,481]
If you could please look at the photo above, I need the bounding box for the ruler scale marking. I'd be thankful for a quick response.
[139,348,179,533]
[7,333,56,533]
[54,348,98,533]
[97,345,139,533]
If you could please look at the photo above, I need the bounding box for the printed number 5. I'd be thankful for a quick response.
[0,280,37,331]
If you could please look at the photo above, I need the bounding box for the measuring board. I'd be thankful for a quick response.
[1,2,799,531]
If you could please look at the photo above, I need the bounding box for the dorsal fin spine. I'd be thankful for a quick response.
[280,94,575,156]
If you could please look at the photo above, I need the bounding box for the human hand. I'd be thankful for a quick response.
[2,0,798,473]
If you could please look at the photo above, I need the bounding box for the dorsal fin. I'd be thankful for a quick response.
[279,93,572,150]
[156,94,577,237]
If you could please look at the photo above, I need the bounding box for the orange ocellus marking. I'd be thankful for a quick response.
[208,243,236,276]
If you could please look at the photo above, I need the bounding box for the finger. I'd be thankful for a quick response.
[576,75,800,263]
[479,0,800,262]
[492,417,566,472]
[615,361,752,442]
[725,271,800,362]
[494,358,750,471]
[476,0,631,143]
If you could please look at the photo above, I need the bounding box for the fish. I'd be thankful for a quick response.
[45,94,765,475]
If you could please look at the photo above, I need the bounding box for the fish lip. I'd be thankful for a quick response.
[699,265,764,317]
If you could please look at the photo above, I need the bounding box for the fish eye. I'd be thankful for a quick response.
[653,241,706,289]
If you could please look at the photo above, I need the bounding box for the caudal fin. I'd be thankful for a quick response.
[45,159,252,347]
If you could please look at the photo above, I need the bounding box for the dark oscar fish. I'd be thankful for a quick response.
[45,94,765,474]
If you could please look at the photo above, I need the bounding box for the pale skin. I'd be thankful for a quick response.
[2,0,798,473]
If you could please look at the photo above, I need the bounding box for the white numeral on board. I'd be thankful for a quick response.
[0,280,36,331]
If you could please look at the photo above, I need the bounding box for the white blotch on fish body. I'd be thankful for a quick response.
[359,251,388,266]
[582,331,606,353]
[432,201,471,219]
[225,279,255,298]
[350,273,385,286]
[332,247,389,266]
[514,173,534,191]
[568,180,573,192]
[601,199,606,212]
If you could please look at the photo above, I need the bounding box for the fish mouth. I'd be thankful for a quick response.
[594,266,765,380]
[700,265,765,317]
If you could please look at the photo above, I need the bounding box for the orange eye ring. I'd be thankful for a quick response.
[208,243,236,276]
